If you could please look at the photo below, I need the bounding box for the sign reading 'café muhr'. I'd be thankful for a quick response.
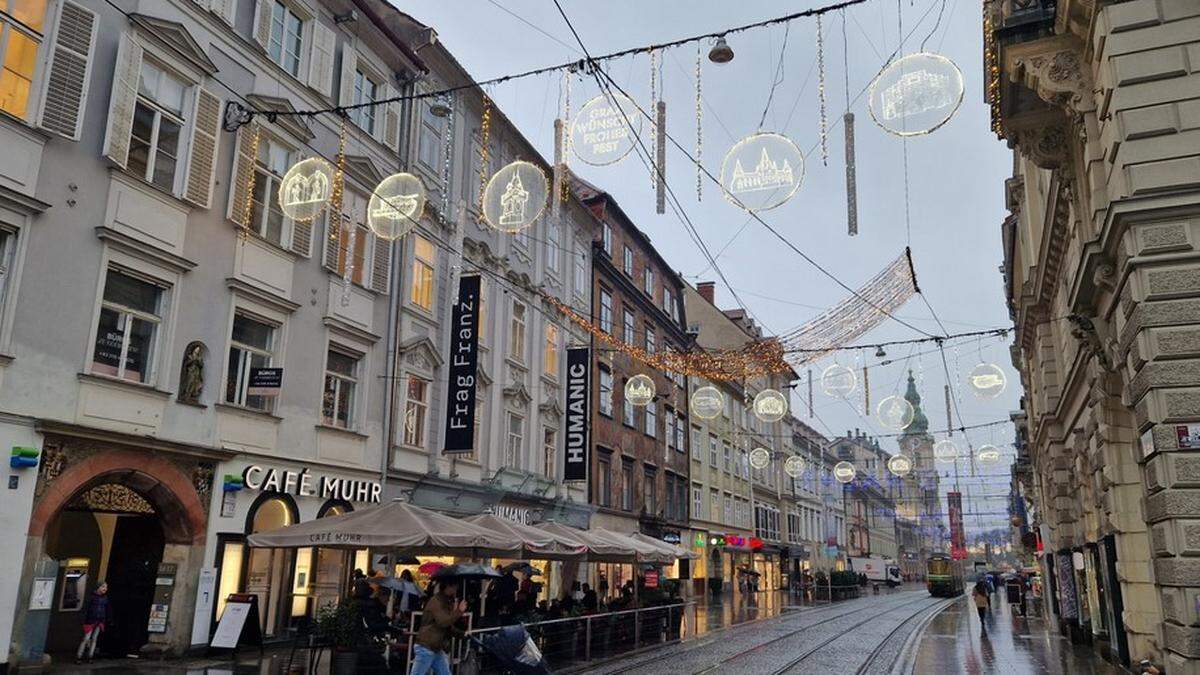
[444,274,481,455]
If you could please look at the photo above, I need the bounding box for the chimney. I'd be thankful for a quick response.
[697,281,715,305]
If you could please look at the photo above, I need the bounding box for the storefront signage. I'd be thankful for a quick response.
[644,569,659,589]
[563,347,591,481]
[247,367,282,397]
[1175,424,1200,450]
[710,534,751,548]
[662,532,681,545]
[241,465,381,503]
[495,504,532,525]
[444,274,481,455]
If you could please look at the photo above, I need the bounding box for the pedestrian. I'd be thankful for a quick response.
[582,583,598,612]
[972,581,991,634]
[598,572,609,598]
[76,582,111,663]
[412,581,467,675]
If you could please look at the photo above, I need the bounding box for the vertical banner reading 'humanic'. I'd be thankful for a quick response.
[947,491,966,560]
[563,347,591,481]
[443,274,481,455]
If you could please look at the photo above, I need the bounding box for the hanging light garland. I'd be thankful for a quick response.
[440,93,455,221]
[842,10,857,236]
[478,93,492,215]
[649,48,658,191]
[816,14,828,166]
[695,41,703,202]
[238,122,262,243]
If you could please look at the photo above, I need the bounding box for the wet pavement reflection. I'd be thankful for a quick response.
[912,588,1121,674]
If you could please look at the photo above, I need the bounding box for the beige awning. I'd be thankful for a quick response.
[627,532,700,560]
[536,522,645,562]
[463,514,587,560]
[246,500,523,557]
[588,528,677,563]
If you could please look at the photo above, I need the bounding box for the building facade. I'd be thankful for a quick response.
[990,0,1200,670]
[834,432,899,562]
[895,373,944,574]
[787,417,847,574]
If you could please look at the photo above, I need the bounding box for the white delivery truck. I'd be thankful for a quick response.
[848,556,903,586]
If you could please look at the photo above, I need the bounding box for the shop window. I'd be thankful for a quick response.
[91,268,165,383]
[241,494,298,636]
[402,375,429,447]
[249,135,296,246]
[128,59,187,191]
[225,313,276,411]
[322,347,360,429]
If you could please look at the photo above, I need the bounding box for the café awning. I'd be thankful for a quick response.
[464,514,587,560]
[628,532,700,560]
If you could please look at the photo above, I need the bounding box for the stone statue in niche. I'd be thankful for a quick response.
[179,342,206,404]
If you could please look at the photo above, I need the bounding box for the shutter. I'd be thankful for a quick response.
[385,98,401,152]
[307,21,336,98]
[211,0,237,26]
[373,82,390,145]
[323,212,342,271]
[184,88,221,208]
[371,235,391,294]
[227,121,259,226]
[338,49,356,107]
[38,1,98,140]
[291,213,313,257]
[252,0,272,49]
[101,33,143,168]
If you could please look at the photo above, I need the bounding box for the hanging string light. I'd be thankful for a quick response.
[562,68,573,203]
[478,93,492,215]
[649,48,658,192]
[656,99,666,215]
[816,14,828,166]
[842,9,857,236]
[238,122,262,243]
[440,94,455,221]
[695,41,703,202]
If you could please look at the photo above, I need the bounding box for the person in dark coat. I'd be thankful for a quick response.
[582,583,598,612]
[76,582,111,663]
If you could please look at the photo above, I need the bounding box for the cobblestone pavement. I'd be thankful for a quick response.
[910,588,1123,674]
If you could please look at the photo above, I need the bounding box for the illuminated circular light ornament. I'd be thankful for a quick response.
[820,364,857,398]
[279,157,334,222]
[868,52,964,137]
[875,395,915,431]
[933,440,960,463]
[624,374,656,407]
[719,132,804,212]
[690,385,725,420]
[976,445,1002,466]
[752,389,788,423]
[783,455,806,479]
[749,447,771,470]
[482,160,548,234]
[887,454,913,477]
[967,363,1007,399]
[571,93,643,166]
[368,173,426,240]
[833,461,857,483]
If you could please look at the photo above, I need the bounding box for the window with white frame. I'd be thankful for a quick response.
[691,425,702,460]
[693,484,702,520]
[643,267,653,295]
[417,98,443,170]
[664,408,675,449]
[722,441,731,473]
[402,375,429,447]
[663,288,675,320]
[599,289,613,334]
[644,465,657,515]
[644,401,656,437]
[674,412,686,452]
[709,434,718,466]
[266,0,303,77]
[0,229,16,328]
[225,313,275,411]
[322,347,359,429]
[349,68,379,135]
[249,136,295,245]
[622,379,636,427]
[336,221,371,286]
[543,323,558,376]
[573,248,587,298]
[505,412,523,468]
[622,308,634,345]
[129,59,187,191]
[597,451,612,507]
[601,223,611,255]
[91,269,164,384]
[508,299,526,363]
[598,365,613,417]
[710,488,719,521]
[621,460,634,511]
[622,246,633,276]
[645,326,655,354]
[543,428,556,479]
[0,0,48,120]
[409,235,435,311]
[546,220,561,276]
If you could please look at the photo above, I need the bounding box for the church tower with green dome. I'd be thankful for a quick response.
[895,371,945,562]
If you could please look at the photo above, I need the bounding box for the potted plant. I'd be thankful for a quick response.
[315,601,361,675]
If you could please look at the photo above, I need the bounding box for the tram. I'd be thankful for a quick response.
[926,554,964,597]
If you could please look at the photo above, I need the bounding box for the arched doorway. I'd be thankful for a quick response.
[242,493,299,637]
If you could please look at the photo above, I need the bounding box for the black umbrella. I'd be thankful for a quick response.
[432,562,503,581]
[738,568,761,577]
[501,561,541,575]
[376,554,421,565]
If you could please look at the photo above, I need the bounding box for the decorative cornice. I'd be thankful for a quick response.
[322,316,382,345]
[225,278,301,313]
[130,14,218,75]
[97,226,198,273]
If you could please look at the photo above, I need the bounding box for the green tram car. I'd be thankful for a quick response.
[926,554,964,597]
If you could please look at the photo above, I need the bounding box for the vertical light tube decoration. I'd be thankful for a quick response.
[440,94,455,222]
[816,15,828,166]
[649,48,658,192]
[862,364,870,411]
[478,94,492,215]
[562,70,572,203]
[656,100,666,215]
[944,384,953,437]
[341,221,356,307]
[845,113,858,236]
[807,368,814,417]
[552,118,564,219]
[695,42,703,202]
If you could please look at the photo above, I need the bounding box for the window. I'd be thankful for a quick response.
[643,267,654,295]
[573,248,587,297]
[249,137,295,245]
[675,413,686,452]
[739,448,749,479]
[693,485,702,519]
[601,223,611,255]
[709,434,718,466]
[410,235,435,310]
[710,489,719,521]
[128,60,187,191]
[644,466,657,515]
[622,379,636,427]
[402,376,429,447]
[418,98,444,170]
[543,323,558,376]
[645,326,655,354]
[622,308,634,345]
[505,413,523,468]
[664,408,675,449]
[0,229,16,323]
[723,493,732,524]
[546,221,561,276]
[543,428,556,479]
[597,451,612,507]
[0,0,47,120]
[691,425,703,460]
[350,68,379,135]
[622,246,633,276]
[621,460,634,511]
[322,348,359,428]
[599,289,613,334]
[336,222,370,285]
[267,0,303,76]
[508,300,526,363]
[598,365,613,417]
[663,288,675,320]
[723,442,731,473]
[644,401,656,437]
[92,269,163,383]
[225,313,275,410]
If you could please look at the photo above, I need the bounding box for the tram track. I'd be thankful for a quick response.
[852,597,955,675]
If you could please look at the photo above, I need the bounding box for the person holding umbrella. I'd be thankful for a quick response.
[413,581,467,675]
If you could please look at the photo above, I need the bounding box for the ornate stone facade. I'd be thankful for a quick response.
[993,0,1200,671]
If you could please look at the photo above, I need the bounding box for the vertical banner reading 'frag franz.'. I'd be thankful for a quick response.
[563,347,591,481]
[947,491,966,560]
[443,274,481,455]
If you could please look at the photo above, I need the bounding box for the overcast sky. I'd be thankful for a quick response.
[398,0,1016,531]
